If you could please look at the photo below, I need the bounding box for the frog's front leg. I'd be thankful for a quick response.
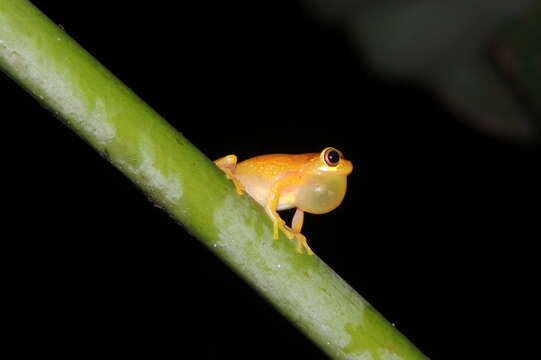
[265,179,295,240]
[291,209,313,255]
[214,155,244,195]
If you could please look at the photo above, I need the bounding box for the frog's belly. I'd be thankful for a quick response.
[237,175,296,211]
[276,191,296,211]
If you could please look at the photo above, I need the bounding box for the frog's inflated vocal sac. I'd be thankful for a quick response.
[215,147,353,255]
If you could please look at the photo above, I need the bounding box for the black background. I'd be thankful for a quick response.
[4,1,540,359]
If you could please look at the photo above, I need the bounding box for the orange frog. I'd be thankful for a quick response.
[214,147,353,255]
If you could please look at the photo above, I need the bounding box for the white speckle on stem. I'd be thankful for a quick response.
[113,138,183,206]
[355,353,374,360]
[379,348,405,360]
[120,137,183,205]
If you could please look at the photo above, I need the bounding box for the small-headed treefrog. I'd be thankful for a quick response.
[215,147,352,255]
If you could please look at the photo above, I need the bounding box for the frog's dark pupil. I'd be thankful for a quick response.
[327,150,339,165]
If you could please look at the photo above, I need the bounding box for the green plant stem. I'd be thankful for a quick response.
[1,1,428,359]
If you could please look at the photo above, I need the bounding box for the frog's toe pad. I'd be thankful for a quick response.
[295,233,314,255]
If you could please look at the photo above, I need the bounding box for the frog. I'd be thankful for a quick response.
[214,147,353,255]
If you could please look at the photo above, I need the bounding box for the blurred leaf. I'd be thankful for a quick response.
[494,3,541,126]
[302,0,538,141]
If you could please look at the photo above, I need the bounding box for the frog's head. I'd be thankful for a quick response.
[297,147,353,214]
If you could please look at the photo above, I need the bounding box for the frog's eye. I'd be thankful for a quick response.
[322,147,342,167]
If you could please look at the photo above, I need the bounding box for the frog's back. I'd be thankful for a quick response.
[236,153,314,179]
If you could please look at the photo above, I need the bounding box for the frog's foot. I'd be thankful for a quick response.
[214,155,244,195]
[272,218,294,240]
[294,232,314,256]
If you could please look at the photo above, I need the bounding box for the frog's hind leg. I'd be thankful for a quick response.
[214,155,244,195]
[291,209,314,255]
[265,181,295,240]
